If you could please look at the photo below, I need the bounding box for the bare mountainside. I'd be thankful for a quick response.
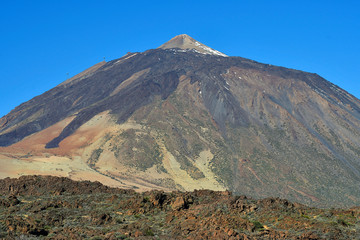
[1,34,360,208]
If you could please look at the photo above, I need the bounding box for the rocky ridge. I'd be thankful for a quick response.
[1,175,360,239]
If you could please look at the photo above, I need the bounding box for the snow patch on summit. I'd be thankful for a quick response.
[159,34,228,57]
[195,41,227,57]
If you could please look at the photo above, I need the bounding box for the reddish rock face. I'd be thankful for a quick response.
[171,197,187,210]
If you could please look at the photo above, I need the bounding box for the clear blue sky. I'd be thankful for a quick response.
[1,1,359,117]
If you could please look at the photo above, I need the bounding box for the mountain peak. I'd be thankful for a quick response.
[158,34,227,57]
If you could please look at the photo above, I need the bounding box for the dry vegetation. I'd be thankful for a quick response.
[0,176,359,239]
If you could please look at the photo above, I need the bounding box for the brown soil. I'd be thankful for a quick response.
[0,175,359,239]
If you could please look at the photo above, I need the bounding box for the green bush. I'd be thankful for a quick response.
[252,221,264,230]
[144,228,155,236]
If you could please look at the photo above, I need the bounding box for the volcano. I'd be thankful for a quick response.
[1,34,360,207]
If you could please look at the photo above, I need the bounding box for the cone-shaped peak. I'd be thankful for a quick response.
[159,34,227,57]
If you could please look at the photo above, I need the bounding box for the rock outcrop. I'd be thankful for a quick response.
[0,176,359,239]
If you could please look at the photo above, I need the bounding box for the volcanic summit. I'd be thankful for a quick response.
[1,34,360,208]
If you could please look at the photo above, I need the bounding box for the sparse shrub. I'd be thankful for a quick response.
[115,217,123,224]
[113,232,127,239]
[144,228,155,236]
[157,164,168,173]
[252,221,264,230]
[90,236,103,240]
[337,218,350,227]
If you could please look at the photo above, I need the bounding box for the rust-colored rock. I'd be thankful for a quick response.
[172,197,187,210]
[0,175,359,239]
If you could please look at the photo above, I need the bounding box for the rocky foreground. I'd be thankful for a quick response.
[0,176,359,239]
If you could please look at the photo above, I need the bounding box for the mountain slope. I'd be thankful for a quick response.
[1,35,360,207]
